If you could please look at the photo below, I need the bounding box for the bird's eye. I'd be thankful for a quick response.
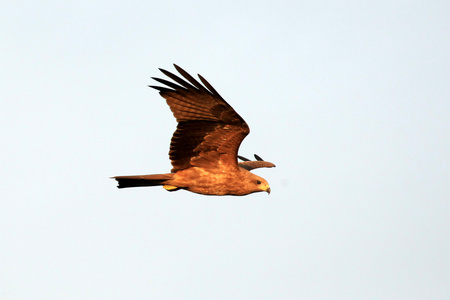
[256,180,261,185]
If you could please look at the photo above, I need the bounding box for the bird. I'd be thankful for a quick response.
[112,64,275,196]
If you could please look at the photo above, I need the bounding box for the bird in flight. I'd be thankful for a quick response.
[112,64,275,196]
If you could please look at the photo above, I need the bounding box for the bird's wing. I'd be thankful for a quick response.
[150,64,250,172]
[238,154,276,171]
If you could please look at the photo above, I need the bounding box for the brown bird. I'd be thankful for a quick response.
[112,64,275,196]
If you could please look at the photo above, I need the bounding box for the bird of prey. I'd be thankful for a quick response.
[112,64,275,196]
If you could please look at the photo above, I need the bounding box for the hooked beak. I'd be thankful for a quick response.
[266,187,271,194]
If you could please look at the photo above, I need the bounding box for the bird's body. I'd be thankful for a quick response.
[112,65,274,196]
[116,166,270,196]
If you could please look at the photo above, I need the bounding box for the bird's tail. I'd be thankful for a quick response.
[112,173,174,189]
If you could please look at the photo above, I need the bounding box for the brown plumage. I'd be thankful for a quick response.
[112,64,274,196]
[238,154,276,171]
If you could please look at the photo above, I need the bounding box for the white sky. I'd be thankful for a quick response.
[1,0,449,299]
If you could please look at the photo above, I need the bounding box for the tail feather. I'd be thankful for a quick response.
[112,173,174,189]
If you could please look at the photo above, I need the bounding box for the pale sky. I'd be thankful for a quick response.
[1,0,449,299]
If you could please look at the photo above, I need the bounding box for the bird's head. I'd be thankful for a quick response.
[247,173,271,195]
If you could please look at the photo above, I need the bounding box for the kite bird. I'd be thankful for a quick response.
[112,64,275,196]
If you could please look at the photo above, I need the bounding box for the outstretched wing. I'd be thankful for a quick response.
[238,154,276,171]
[150,64,249,172]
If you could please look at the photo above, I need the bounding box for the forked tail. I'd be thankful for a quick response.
[112,173,174,189]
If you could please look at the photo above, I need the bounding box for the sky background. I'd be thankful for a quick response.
[1,0,449,299]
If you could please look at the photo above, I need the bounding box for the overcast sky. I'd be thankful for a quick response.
[1,0,449,299]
